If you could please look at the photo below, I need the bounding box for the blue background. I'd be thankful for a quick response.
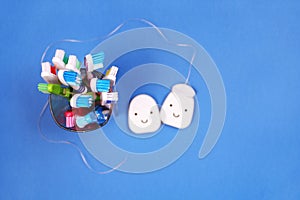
[1,0,299,199]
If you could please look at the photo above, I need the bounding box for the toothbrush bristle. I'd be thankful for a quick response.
[76,95,93,107]
[75,116,87,128]
[92,52,104,64]
[63,71,81,86]
[38,83,49,93]
[96,79,110,92]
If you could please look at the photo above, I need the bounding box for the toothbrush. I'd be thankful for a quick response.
[58,70,81,86]
[65,111,75,128]
[70,94,93,108]
[58,70,87,93]
[52,49,68,69]
[41,62,59,84]
[38,83,50,94]
[75,107,107,128]
[90,78,111,93]
[84,51,104,72]
[103,66,119,85]
[64,70,81,86]
[101,92,118,105]
[66,55,81,74]
[37,83,71,98]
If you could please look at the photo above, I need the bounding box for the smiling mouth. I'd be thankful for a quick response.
[173,113,180,118]
[141,119,148,123]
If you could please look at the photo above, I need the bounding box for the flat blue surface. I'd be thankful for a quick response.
[1,0,300,199]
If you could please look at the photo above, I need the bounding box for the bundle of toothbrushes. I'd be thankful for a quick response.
[38,49,119,132]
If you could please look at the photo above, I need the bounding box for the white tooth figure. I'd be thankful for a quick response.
[128,94,161,134]
[160,84,196,129]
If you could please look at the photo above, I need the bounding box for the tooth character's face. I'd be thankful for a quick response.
[160,84,195,129]
[128,94,161,134]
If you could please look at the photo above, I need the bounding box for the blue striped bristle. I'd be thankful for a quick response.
[64,71,81,85]
[96,79,110,92]
[92,52,104,64]
[76,95,93,107]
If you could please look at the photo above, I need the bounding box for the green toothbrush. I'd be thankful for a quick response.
[38,83,71,98]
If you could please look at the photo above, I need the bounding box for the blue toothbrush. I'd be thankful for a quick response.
[64,71,81,86]
[90,78,110,92]
[96,79,110,91]
[58,70,81,87]
[85,51,104,71]
[75,107,107,128]
[58,70,87,93]
[92,52,104,65]
[70,94,93,108]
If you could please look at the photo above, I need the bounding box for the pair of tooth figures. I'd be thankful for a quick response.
[128,83,196,134]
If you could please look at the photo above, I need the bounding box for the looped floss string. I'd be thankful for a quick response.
[39,18,196,174]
